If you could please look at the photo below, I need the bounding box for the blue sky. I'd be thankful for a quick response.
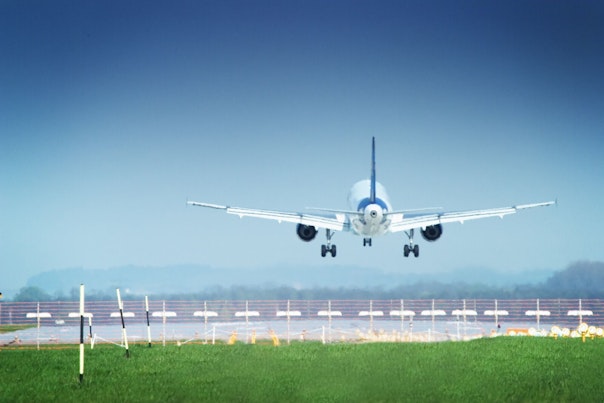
[1,0,603,291]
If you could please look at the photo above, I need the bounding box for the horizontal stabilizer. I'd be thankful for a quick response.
[387,207,443,214]
[306,207,362,215]
[307,206,443,215]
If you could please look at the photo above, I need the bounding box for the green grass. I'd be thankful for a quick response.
[0,324,34,334]
[1,338,603,402]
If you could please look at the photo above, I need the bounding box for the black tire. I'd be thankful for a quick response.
[321,245,327,257]
[331,245,337,257]
[413,245,419,258]
[404,245,410,257]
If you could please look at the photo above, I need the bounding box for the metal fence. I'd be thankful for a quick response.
[1,299,602,345]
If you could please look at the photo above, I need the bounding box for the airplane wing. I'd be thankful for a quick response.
[387,201,555,233]
[187,201,350,232]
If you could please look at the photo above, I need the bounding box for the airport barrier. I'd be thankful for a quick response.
[1,298,602,345]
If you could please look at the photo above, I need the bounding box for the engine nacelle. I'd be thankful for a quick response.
[421,224,443,242]
[296,224,317,242]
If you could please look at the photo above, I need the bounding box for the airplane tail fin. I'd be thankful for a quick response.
[370,137,376,203]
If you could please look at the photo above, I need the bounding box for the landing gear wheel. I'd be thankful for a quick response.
[321,244,336,257]
[321,229,336,257]
[403,229,419,258]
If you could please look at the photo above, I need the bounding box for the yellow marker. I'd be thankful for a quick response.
[228,330,237,345]
[578,323,588,342]
[270,330,280,346]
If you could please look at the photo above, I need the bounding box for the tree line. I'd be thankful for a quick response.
[9,261,604,302]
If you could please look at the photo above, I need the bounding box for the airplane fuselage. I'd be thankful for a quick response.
[347,179,392,237]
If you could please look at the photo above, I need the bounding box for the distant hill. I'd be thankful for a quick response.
[542,261,604,298]
[23,263,553,297]
[9,261,604,300]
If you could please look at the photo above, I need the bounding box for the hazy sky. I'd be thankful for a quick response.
[2,1,603,291]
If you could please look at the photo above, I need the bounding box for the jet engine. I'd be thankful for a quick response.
[296,224,317,242]
[421,224,443,241]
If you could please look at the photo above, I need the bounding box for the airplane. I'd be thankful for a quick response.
[188,137,555,258]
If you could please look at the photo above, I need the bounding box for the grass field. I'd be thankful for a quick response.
[0,324,34,334]
[1,338,602,402]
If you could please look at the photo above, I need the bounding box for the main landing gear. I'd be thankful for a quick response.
[363,238,372,247]
[404,229,420,258]
[321,229,336,257]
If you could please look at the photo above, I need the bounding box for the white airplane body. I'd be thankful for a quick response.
[188,138,554,257]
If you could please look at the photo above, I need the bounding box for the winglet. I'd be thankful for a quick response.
[370,137,376,203]
[187,201,228,209]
